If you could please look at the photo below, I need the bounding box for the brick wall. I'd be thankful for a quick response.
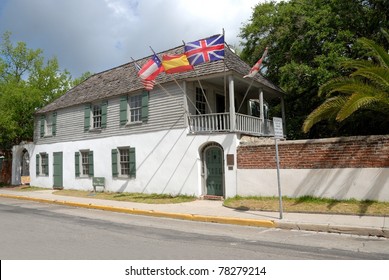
[237,135,389,169]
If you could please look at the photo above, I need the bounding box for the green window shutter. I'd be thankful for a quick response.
[88,151,94,177]
[75,152,80,177]
[40,115,45,137]
[141,91,149,122]
[120,96,128,126]
[111,149,118,177]
[52,112,57,136]
[36,154,40,175]
[46,154,49,176]
[101,101,108,128]
[84,104,91,132]
[129,147,136,178]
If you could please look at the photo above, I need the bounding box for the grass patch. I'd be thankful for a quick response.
[53,189,196,204]
[223,195,389,216]
[18,186,48,192]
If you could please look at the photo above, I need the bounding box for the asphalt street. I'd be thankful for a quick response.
[1,198,389,260]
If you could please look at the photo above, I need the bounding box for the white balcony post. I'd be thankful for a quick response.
[259,88,264,120]
[228,75,236,131]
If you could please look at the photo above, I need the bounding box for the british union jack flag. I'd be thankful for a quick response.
[184,34,225,66]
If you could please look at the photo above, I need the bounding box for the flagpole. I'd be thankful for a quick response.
[237,78,254,113]
[182,39,212,114]
[222,28,227,113]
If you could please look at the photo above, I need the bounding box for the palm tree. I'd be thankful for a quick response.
[303,29,389,133]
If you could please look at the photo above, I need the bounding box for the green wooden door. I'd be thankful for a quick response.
[53,152,63,189]
[205,147,224,196]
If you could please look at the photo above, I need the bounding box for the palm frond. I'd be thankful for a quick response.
[302,96,347,133]
[351,67,389,90]
[336,93,389,121]
[341,59,375,70]
[358,37,389,68]
[319,77,358,97]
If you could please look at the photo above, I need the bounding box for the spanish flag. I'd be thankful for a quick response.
[162,54,194,74]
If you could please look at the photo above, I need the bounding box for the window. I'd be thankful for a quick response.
[36,153,49,176]
[196,87,206,115]
[112,147,136,178]
[129,94,142,123]
[75,151,94,177]
[120,92,149,125]
[41,153,48,175]
[119,148,130,175]
[40,112,57,137]
[84,102,107,132]
[92,104,102,129]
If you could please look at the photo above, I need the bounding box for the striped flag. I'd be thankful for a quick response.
[138,54,164,81]
[133,58,160,91]
[162,54,193,74]
[243,47,269,78]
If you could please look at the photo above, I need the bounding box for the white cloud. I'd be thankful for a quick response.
[0,0,263,77]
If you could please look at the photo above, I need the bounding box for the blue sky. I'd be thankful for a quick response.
[0,0,270,78]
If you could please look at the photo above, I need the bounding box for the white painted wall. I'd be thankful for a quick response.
[237,168,389,202]
[28,128,239,197]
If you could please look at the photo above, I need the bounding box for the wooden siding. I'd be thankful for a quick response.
[34,83,186,144]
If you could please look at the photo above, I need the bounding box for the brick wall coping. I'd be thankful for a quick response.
[239,134,389,146]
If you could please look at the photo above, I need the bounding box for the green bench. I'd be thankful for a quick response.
[92,177,105,192]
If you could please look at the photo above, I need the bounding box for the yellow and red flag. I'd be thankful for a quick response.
[162,54,193,74]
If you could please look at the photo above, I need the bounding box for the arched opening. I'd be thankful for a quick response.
[201,142,224,197]
[21,149,30,185]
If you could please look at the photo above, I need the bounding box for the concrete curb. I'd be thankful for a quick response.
[276,221,389,238]
[0,193,276,229]
[2,193,387,237]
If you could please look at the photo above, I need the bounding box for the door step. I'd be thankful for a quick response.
[202,195,224,201]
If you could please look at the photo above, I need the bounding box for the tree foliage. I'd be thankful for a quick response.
[0,32,88,150]
[240,0,389,139]
[303,30,389,132]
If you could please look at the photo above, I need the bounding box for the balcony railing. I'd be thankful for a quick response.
[188,113,274,136]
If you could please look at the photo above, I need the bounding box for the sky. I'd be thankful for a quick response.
[0,0,270,78]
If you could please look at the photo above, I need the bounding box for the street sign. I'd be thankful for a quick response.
[273,117,284,138]
[272,117,284,219]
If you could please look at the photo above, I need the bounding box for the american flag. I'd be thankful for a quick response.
[184,34,225,66]
[138,54,164,81]
[133,57,160,91]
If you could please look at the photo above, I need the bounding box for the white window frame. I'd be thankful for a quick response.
[40,153,49,176]
[45,114,53,136]
[119,148,130,176]
[92,104,102,129]
[80,150,90,176]
[128,94,142,123]
[195,87,207,115]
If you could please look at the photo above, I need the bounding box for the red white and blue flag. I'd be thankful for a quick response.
[138,54,164,81]
[243,47,268,78]
[184,34,225,66]
[133,56,161,91]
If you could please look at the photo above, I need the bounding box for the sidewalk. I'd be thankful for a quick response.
[0,187,388,238]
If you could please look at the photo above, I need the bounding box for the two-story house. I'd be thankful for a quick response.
[12,40,284,198]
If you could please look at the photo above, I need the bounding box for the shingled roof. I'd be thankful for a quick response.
[37,42,282,114]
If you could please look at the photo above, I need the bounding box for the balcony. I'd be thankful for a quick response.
[188,113,275,137]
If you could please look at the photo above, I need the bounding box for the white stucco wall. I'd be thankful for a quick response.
[29,128,239,197]
[237,168,389,202]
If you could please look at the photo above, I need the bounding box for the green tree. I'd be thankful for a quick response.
[303,30,389,133]
[240,0,389,139]
[0,32,74,150]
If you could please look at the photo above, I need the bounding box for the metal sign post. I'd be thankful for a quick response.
[273,117,284,219]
